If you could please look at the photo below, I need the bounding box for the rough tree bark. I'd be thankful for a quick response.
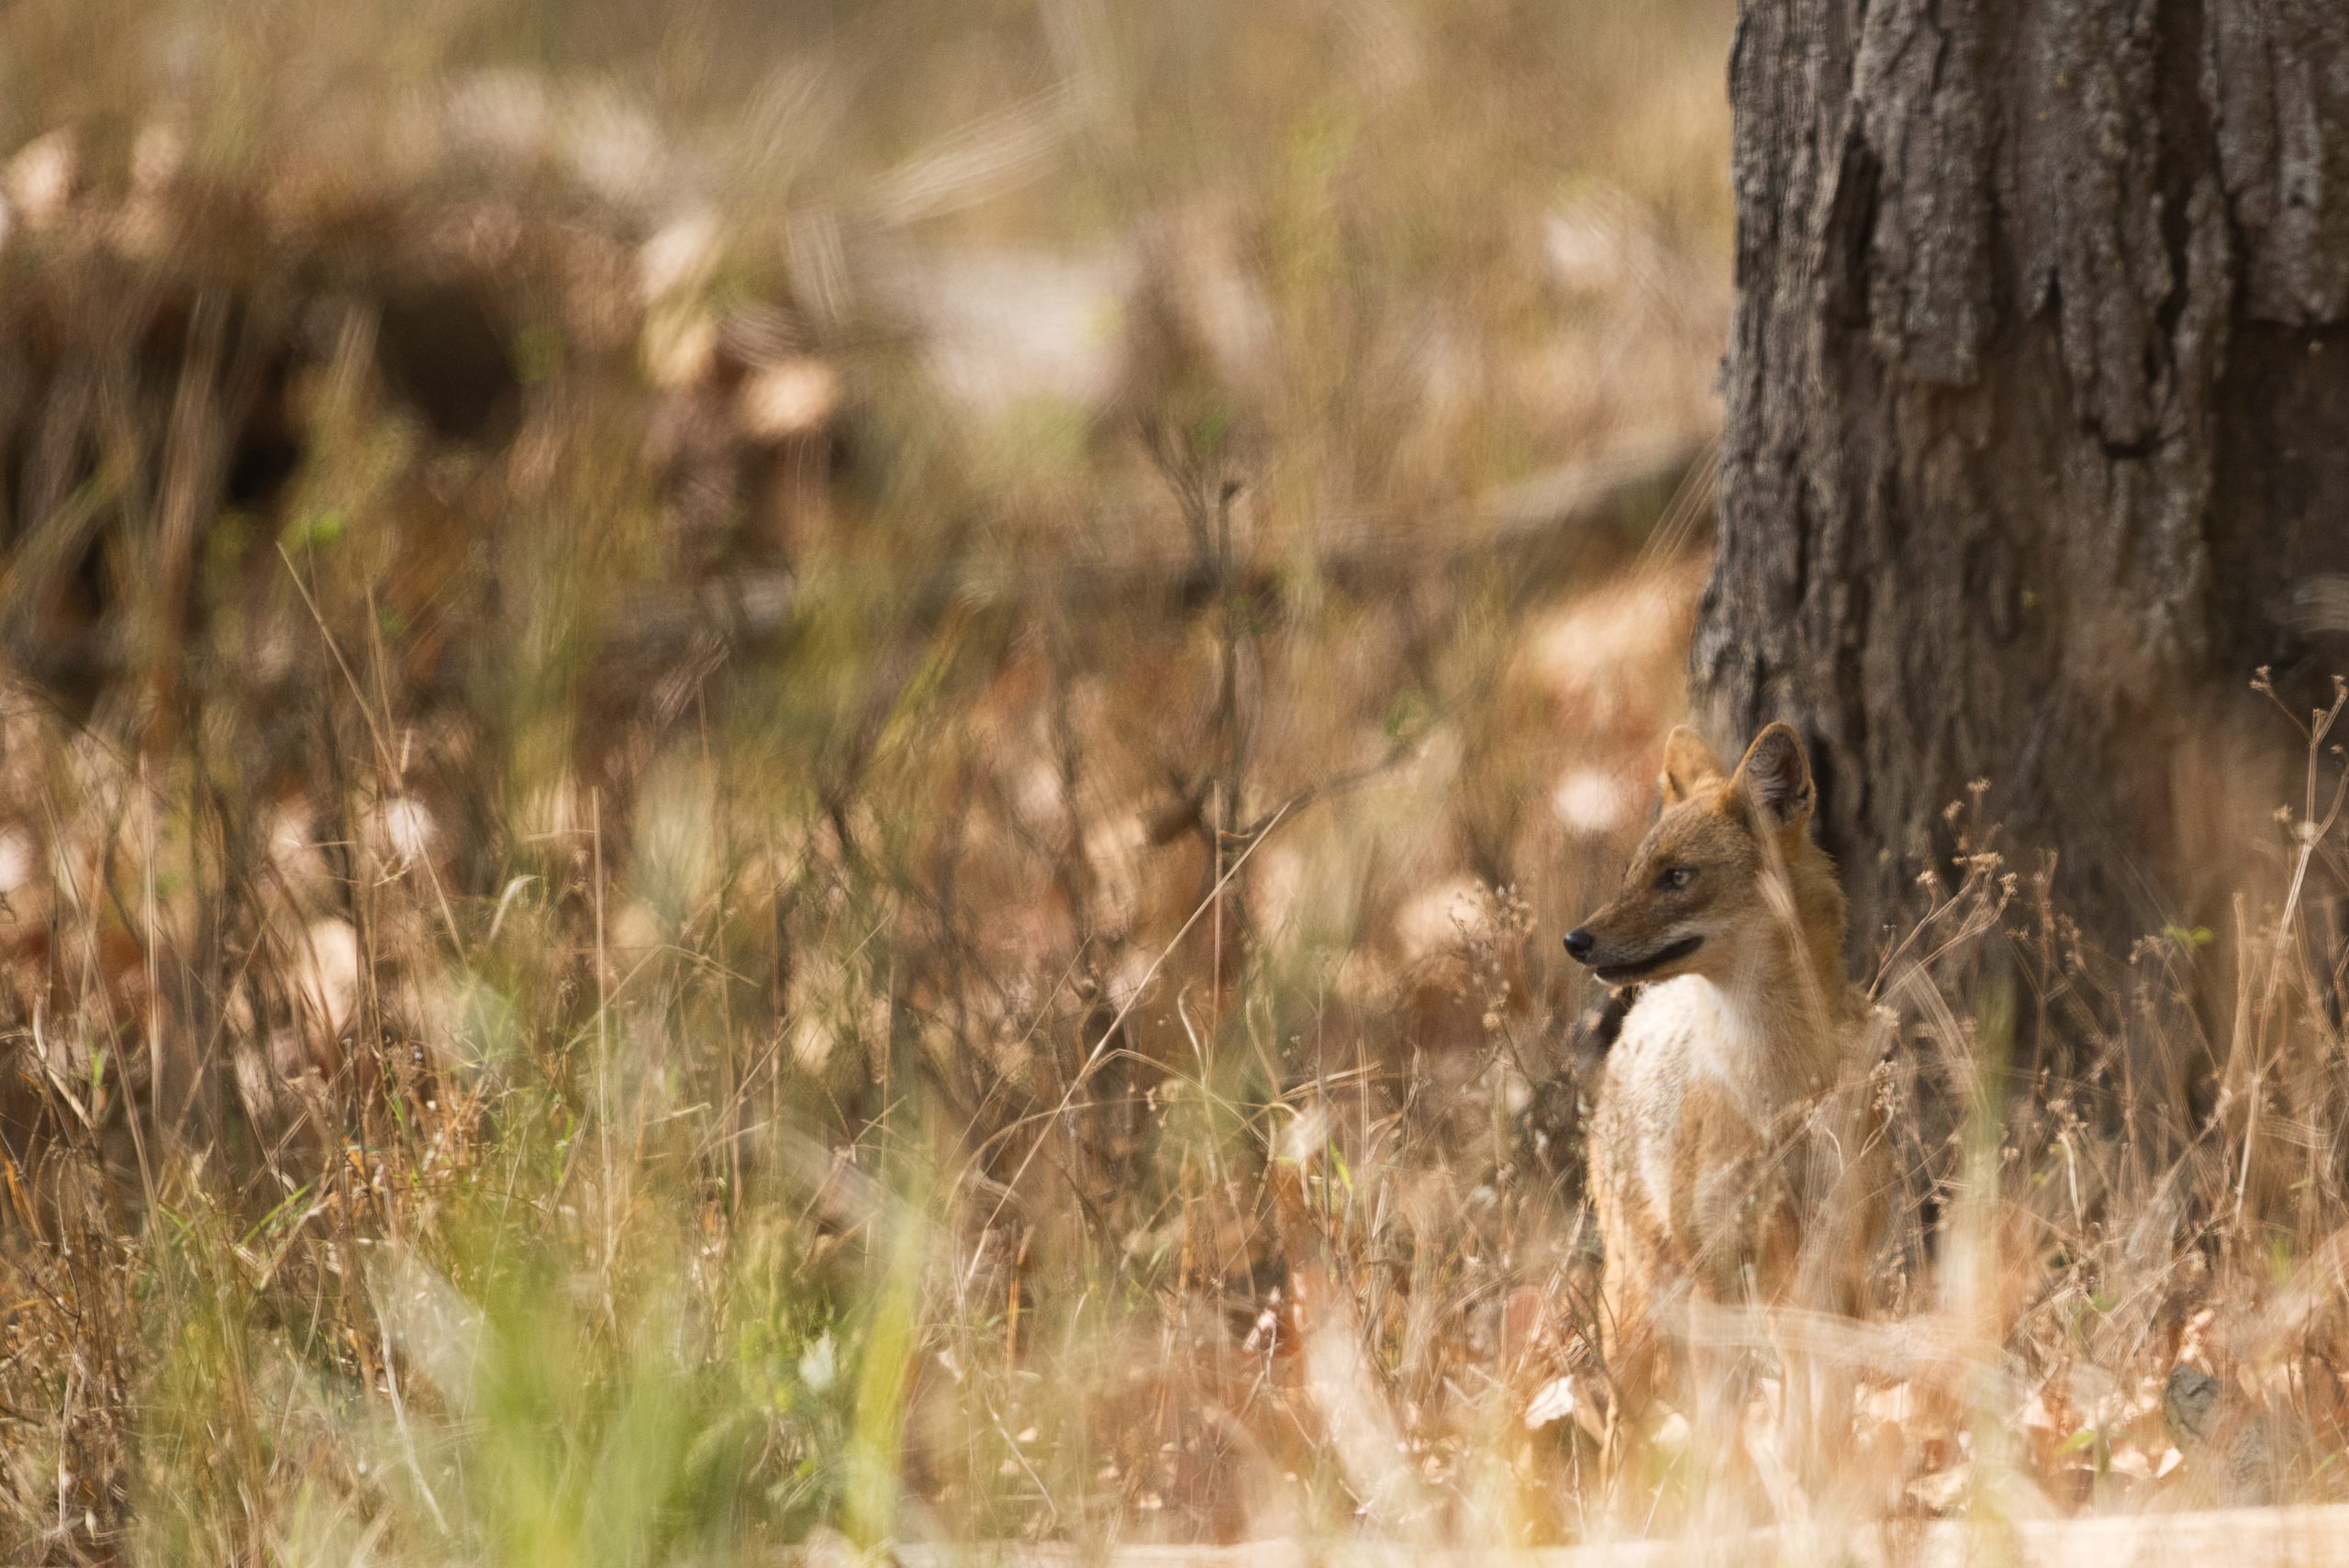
[1698,0,2349,971]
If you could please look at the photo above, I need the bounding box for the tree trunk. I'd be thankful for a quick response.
[1699,0,2349,974]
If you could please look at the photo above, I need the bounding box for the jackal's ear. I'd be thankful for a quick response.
[1732,722,1814,829]
[1658,726,1725,805]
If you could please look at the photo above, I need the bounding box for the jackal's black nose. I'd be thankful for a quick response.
[1562,928,1595,962]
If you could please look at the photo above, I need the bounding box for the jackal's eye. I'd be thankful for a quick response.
[1656,865,1693,891]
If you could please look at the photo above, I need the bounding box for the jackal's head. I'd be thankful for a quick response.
[1562,722,1843,988]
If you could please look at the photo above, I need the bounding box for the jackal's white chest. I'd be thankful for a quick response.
[1603,975,1764,1221]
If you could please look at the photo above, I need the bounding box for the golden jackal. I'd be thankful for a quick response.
[1563,722,1889,1408]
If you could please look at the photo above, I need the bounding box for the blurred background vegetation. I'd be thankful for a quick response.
[0,1,1737,1558]
[7,2,2345,1564]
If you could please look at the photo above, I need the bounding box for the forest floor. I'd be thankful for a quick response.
[5,2,2349,1564]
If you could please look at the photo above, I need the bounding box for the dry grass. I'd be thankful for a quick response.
[0,2,2345,1564]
